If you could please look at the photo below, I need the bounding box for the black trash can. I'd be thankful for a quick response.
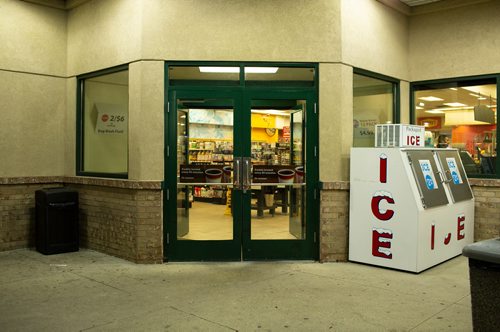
[35,187,79,255]
[462,238,500,332]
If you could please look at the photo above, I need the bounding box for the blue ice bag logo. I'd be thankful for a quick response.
[425,174,435,190]
[451,171,460,184]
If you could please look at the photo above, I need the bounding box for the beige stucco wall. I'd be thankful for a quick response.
[409,0,500,81]
[0,0,67,76]
[67,0,142,76]
[341,0,409,80]
[0,71,66,177]
[0,0,67,177]
[129,61,164,180]
[142,0,341,62]
[319,63,353,182]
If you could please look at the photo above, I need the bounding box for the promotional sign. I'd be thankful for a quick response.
[253,165,304,184]
[418,160,438,190]
[446,157,463,184]
[95,103,127,135]
[180,165,227,183]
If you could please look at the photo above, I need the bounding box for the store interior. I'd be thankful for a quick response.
[176,100,306,241]
[414,83,497,174]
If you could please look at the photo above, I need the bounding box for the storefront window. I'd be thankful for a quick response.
[353,71,397,147]
[413,78,498,177]
[77,66,129,178]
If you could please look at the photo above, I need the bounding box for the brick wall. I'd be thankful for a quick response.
[0,177,163,264]
[320,182,350,262]
[0,182,63,251]
[470,180,500,241]
[69,184,162,263]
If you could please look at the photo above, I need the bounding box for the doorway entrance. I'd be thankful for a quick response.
[164,64,318,261]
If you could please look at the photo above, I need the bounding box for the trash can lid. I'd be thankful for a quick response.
[462,238,500,264]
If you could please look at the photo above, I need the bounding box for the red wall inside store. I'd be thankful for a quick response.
[451,125,496,154]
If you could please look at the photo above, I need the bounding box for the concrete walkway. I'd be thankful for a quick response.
[0,249,472,331]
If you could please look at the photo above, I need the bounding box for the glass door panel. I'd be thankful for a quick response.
[249,100,306,240]
[176,98,235,241]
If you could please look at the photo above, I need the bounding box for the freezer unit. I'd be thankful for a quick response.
[349,148,474,273]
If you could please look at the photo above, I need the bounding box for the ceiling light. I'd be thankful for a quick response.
[449,88,458,91]
[199,67,239,73]
[425,110,445,114]
[419,96,444,102]
[245,67,279,74]
[416,106,423,110]
[469,93,480,98]
[419,102,425,106]
[478,97,487,100]
[444,102,467,107]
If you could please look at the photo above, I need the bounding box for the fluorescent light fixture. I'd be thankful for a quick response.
[478,97,487,100]
[469,93,480,98]
[419,96,444,102]
[198,67,279,74]
[425,110,445,114]
[416,106,423,110]
[449,88,458,91]
[199,66,239,73]
[419,102,425,107]
[245,67,279,74]
[444,102,467,107]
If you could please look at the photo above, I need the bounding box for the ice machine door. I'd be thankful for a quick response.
[406,150,449,209]
[435,150,474,203]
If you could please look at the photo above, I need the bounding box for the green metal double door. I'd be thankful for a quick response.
[165,88,318,261]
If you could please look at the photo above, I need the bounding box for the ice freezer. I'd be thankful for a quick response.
[349,147,474,273]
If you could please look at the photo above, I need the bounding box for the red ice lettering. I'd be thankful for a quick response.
[379,155,387,183]
[444,233,451,245]
[372,229,393,259]
[406,135,420,146]
[371,195,395,221]
[457,215,465,240]
[431,223,435,250]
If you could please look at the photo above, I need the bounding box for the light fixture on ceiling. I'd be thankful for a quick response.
[444,102,467,107]
[199,66,279,74]
[419,96,444,102]
[425,110,445,114]
[252,109,290,116]
[449,88,458,91]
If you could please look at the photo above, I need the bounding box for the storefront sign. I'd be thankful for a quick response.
[253,165,304,184]
[95,103,127,135]
[180,165,227,183]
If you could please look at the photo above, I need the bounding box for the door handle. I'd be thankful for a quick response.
[233,158,241,190]
[242,157,251,193]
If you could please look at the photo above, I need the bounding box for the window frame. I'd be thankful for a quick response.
[410,74,500,179]
[352,68,401,147]
[76,64,129,179]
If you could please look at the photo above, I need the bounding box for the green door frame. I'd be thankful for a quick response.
[163,62,319,261]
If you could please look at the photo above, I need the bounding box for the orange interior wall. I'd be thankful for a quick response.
[451,125,496,154]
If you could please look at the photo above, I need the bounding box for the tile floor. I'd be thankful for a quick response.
[179,202,297,240]
[0,248,473,331]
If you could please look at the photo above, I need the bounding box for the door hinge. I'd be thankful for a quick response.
[314,232,317,243]
[167,101,170,113]
[314,146,318,157]
[314,189,317,200]
[314,103,317,114]
[166,188,170,200]
[167,146,170,157]
[166,233,170,244]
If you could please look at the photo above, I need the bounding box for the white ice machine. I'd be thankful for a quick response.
[349,147,474,272]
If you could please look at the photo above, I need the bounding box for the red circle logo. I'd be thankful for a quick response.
[101,114,109,122]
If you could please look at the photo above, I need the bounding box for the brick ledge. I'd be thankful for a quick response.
[0,176,162,190]
[320,181,350,190]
